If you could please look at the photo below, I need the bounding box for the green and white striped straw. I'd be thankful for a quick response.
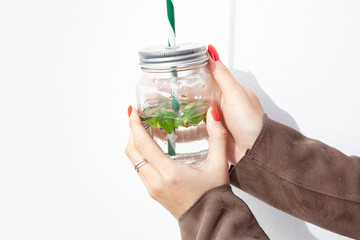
[167,0,176,47]
[166,0,178,156]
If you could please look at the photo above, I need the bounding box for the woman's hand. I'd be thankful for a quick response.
[208,45,264,165]
[125,104,229,219]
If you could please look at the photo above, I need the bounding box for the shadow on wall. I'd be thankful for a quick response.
[229,69,316,240]
[227,0,316,239]
[231,70,299,131]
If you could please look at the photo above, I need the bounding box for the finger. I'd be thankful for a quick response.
[126,132,162,200]
[205,103,228,170]
[126,132,160,183]
[207,45,247,98]
[129,107,173,171]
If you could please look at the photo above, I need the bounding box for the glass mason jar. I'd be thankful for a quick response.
[137,43,215,165]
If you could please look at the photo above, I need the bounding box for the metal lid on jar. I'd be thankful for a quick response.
[138,43,208,70]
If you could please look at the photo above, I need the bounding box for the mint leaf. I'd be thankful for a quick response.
[188,112,206,126]
[174,118,184,128]
[147,117,175,134]
[148,110,177,134]
[183,109,199,118]
[183,102,197,111]
[154,110,176,118]
[143,101,207,131]
[159,118,175,134]
[147,118,161,129]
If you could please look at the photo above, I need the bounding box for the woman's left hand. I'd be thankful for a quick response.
[125,103,229,219]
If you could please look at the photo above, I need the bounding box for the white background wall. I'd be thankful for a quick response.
[1,0,359,239]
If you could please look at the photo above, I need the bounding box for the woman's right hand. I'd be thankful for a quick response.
[207,45,265,165]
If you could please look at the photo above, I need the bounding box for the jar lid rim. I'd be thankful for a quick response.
[139,43,208,69]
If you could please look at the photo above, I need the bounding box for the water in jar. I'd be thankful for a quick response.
[139,100,210,165]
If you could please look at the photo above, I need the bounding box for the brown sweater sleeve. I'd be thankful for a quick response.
[230,115,360,239]
[178,184,269,240]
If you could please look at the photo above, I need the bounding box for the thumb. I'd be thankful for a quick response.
[207,45,247,98]
[206,103,228,166]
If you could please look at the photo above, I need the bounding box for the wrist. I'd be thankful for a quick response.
[235,114,267,164]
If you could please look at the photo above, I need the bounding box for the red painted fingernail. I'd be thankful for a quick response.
[211,103,220,121]
[208,45,220,61]
[128,105,132,117]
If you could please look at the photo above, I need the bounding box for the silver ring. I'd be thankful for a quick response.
[134,159,148,172]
